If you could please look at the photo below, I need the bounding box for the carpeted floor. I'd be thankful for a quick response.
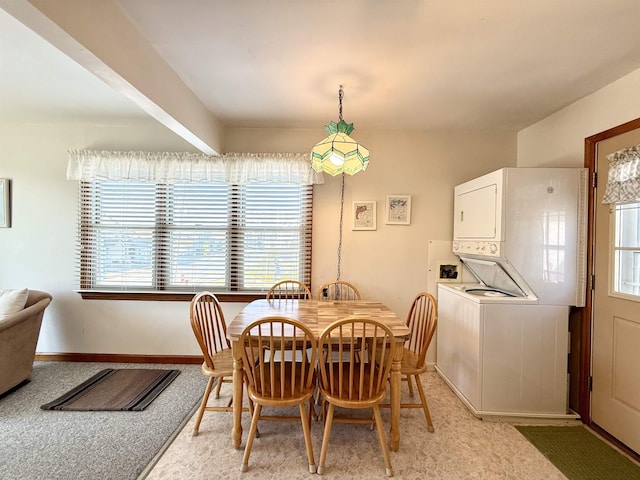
[0,362,204,480]
[516,426,640,480]
[6,364,638,480]
[144,371,580,479]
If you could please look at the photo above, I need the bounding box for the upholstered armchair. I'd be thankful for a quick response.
[0,290,52,396]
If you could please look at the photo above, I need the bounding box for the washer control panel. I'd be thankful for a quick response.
[453,241,501,257]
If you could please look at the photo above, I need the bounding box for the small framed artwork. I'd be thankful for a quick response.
[385,194,411,225]
[437,261,461,283]
[0,179,10,228]
[352,200,376,231]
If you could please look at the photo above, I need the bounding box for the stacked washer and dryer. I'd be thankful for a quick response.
[436,167,588,421]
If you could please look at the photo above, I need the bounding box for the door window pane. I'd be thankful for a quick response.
[613,202,640,297]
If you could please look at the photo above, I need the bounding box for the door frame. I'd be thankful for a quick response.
[580,117,640,459]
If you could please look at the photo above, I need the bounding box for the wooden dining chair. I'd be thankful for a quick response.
[190,291,251,436]
[266,280,318,418]
[317,316,396,477]
[317,280,361,301]
[240,316,318,474]
[316,280,364,366]
[380,291,437,432]
[266,280,312,301]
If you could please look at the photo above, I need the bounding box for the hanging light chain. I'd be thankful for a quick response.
[336,172,345,281]
[334,85,345,281]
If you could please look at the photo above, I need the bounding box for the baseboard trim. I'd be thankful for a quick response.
[34,352,203,365]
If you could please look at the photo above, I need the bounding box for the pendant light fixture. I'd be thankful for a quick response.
[311,85,369,176]
[311,85,369,281]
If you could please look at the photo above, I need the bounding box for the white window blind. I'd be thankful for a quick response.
[78,180,312,292]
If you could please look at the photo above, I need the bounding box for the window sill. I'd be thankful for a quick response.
[77,291,266,302]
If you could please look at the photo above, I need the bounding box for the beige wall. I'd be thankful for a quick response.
[0,120,210,356]
[0,120,515,361]
[517,67,640,167]
[227,127,516,313]
[5,56,638,360]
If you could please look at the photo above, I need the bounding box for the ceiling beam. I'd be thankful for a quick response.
[1,0,223,154]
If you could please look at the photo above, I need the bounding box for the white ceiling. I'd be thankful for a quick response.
[2,1,640,142]
[0,6,145,122]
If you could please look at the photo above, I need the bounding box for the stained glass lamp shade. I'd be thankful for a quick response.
[311,120,369,176]
[311,85,369,176]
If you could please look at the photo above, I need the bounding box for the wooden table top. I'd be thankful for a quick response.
[227,299,409,341]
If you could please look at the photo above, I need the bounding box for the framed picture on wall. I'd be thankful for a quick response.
[0,179,10,228]
[352,200,376,230]
[385,194,411,225]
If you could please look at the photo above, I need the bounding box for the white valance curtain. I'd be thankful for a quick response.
[66,150,324,185]
[602,144,640,204]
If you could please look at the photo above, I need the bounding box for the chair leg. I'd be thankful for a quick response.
[406,374,414,397]
[307,387,319,422]
[320,396,327,422]
[241,404,262,472]
[214,375,224,399]
[308,399,315,429]
[192,376,215,436]
[314,377,322,406]
[299,403,317,473]
[414,374,434,432]
[246,397,259,438]
[372,405,394,477]
[317,403,335,475]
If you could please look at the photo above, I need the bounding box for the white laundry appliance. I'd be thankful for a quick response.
[435,167,588,420]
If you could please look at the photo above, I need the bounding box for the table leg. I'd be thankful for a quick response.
[390,342,402,452]
[232,341,244,449]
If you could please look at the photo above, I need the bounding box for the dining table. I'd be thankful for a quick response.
[226,298,410,452]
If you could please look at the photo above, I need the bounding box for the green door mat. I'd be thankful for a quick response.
[515,426,640,480]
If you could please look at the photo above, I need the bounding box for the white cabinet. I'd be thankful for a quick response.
[436,285,572,418]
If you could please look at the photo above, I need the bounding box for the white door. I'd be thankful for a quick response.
[591,130,640,455]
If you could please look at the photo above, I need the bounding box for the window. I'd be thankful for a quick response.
[78,180,312,294]
[612,202,640,297]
